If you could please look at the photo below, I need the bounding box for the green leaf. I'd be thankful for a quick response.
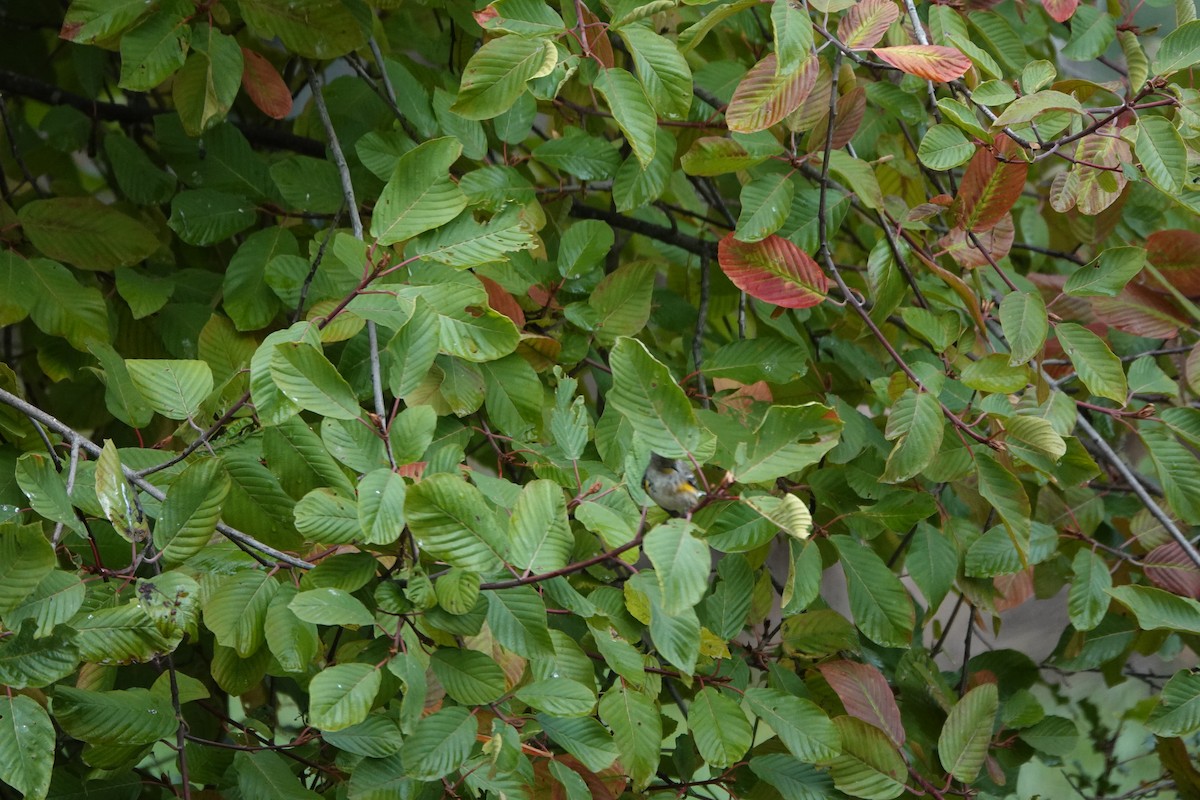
[906,523,958,611]
[609,337,710,459]
[309,663,381,732]
[173,24,242,136]
[357,468,407,546]
[322,714,403,758]
[1018,715,1079,756]
[406,473,507,573]
[918,124,975,170]
[736,173,795,242]
[60,0,149,43]
[881,391,944,483]
[0,695,54,799]
[644,518,712,614]
[538,715,620,772]
[0,522,58,615]
[70,601,182,664]
[269,342,361,420]
[1146,670,1200,736]
[1153,18,1200,73]
[153,455,228,563]
[744,687,841,763]
[689,686,753,768]
[614,129,676,211]
[750,753,835,800]
[410,206,537,268]
[1107,585,1200,634]
[829,716,905,799]
[288,587,374,628]
[1135,116,1187,194]
[961,354,1030,393]
[833,535,915,648]
[975,450,1031,544]
[371,138,467,246]
[533,128,622,179]
[404,706,477,781]
[294,489,360,545]
[265,585,318,673]
[452,36,552,120]
[1141,425,1200,524]
[516,678,597,717]
[16,454,84,536]
[0,622,80,689]
[17,197,158,271]
[938,683,997,782]
[431,649,508,705]
[204,570,278,657]
[5,569,85,639]
[1055,322,1127,404]
[1000,291,1048,366]
[238,0,368,59]
[119,7,191,91]
[619,25,693,119]
[598,685,661,789]
[593,68,658,167]
[23,256,111,351]
[94,442,148,544]
[126,359,214,420]
[235,750,321,800]
[1067,549,1111,632]
[772,0,815,72]
[1070,247,1152,297]
[400,281,522,361]
[52,687,178,746]
[509,479,572,574]
[168,189,255,245]
[486,587,554,658]
[681,136,774,176]
[558,219,615,279]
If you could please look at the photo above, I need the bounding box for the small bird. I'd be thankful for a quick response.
[642,453,704,514]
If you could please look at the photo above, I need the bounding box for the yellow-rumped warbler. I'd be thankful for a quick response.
[642,453,704,514]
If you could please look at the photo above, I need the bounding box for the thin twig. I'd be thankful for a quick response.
[693,245,711,409]
[0,386,315,570]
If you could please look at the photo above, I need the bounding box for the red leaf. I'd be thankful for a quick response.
[726,53,819,133]
[810,86,867,152]
[938,214,1015,269]
[578,3,615,69]
[477,275,526,328]
[954,140,1028,233]
[838,0,902,48]
[1042,0,1080,22]
[1145,542,1200,599]
[717,233,829,308]
[872,45,972,82]
[1091,282,1185,339]
[1147,230,1200,297]
[241,48,292,120]
[818,660,905,747]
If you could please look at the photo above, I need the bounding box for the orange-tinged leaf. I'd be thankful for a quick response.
[1145,542,1200,599]
[838,0,901,48]
[954,140,1028,232]
[477,275,525,328]
[1147,230,1200,296]
[241,48,292,120]
[1043,0,1080,23]
[938,214,1015,268]
[818,660,905,747]
[810,87,867,151]
[578,3,615,69]
[872,45,972,82]
[726,53,819,133]
[717,233,829,308]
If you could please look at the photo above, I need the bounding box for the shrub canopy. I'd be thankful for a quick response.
[2,0,1200,798]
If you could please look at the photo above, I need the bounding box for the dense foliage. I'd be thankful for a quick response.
[3,0,1200,797]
